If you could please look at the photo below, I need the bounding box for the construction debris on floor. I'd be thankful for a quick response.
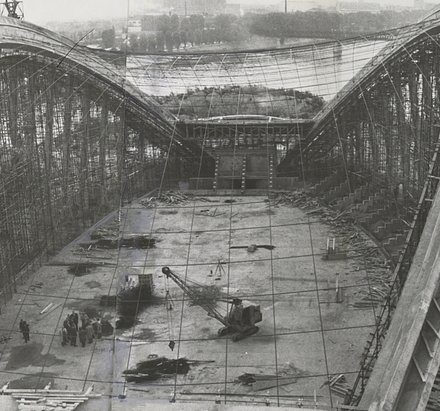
[141,191,191,207]
[270,191,393,308]
[91,219,119,240]
[324,374,354,401]
[97,235,156,250]
[0,383,100,411]
[0,336,11,344]
[123,356,213,382]
[230,244,276,252]
[198,208,226,217]
[236,373,298,391]
[141,191,213,207]
[88,219,157,249]
[28,282,43,292]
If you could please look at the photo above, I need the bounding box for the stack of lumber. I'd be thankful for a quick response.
[1,383,100,411]
[328,374,353,400]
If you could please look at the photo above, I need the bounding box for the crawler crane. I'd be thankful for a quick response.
[162,266,262,341]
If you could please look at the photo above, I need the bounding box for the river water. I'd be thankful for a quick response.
[126,39,387,102]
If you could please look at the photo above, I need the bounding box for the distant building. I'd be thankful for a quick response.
[225,3,242,15]
[127,19,142,34]
[141,15,161,35]
[241,3,281,13]
[336,1,381,13]
[164,0,227,16]
[283,0,325,12]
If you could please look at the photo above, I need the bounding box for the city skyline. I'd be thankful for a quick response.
[20,0,423,23]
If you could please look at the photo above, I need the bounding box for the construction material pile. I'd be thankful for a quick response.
[327,374,355,401]
[86,228,156,250]
[141,191,191,207]
[270,190,319,209]
[91,219,119,240]
[123,357,192,382]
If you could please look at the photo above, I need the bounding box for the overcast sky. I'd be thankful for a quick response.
[24,0,414,24]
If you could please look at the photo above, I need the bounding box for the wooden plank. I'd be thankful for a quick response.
[253,377,298,391]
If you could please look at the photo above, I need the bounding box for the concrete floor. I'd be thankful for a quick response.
[0,195,385,409]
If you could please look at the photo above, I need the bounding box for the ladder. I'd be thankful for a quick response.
[241,155,247,194]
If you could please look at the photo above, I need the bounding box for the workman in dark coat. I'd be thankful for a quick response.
[80,312,89,329]
[86,323,94,344]
[69,325,77,346]
[61,327,68,346]
[92,319,103,339]
[71,311,79,331]
[22,322,30,343]
[78,327,87,347]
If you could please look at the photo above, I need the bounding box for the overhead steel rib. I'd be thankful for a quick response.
[0,16,200,158]
[302,17,440,158]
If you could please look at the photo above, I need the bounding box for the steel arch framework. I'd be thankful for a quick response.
[3,14,440,410]
[282,18,440,193]
[0,17,205,302]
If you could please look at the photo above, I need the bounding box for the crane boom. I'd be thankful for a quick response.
[162,266,228,326]
[162,266,262,342]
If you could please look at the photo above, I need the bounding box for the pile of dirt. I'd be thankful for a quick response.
[158,210,178,215]
[98,235,156,249]
[80,235,156,250]
[67,263,97,276]
[119,235,156,249]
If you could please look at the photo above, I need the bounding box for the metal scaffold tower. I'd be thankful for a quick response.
[0,0,23,19]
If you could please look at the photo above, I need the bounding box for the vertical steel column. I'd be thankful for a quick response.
[43,76,55,249]
[99,98,108,208]
[80,90,90,225]
[62,79,73,201]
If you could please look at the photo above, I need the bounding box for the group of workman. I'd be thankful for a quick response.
[61,311,102,347]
